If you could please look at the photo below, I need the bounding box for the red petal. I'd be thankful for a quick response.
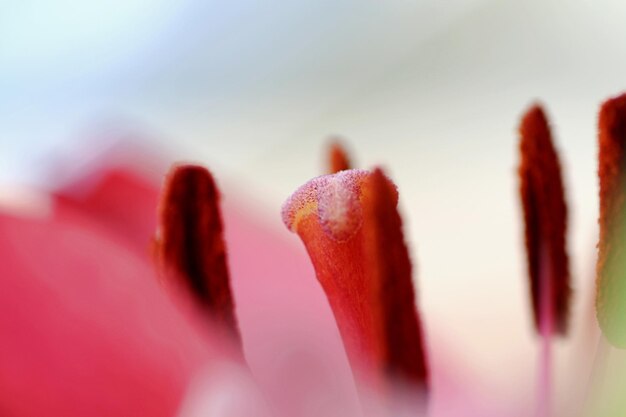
[518,104,570,335]
[282,169,428,399]
[55,168,159,254]
[597,93,626,347]
[0,208,218,417]
[156,165,240,343]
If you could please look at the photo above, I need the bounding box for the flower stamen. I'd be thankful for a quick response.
[155,165,240,343]
[597,93,626,348]
[328,139,352,173]
[519,104,571,417]
[518,104,571,336]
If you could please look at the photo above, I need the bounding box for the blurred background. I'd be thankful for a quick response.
[2,0,625,412]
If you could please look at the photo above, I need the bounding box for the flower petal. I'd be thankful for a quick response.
[0,206,221,417]
[55,167,160,254]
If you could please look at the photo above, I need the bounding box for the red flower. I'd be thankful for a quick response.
[3,95,625,416]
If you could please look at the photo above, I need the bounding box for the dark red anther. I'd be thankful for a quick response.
[597,93,626,348]
[361,169,429,390]
[328,140,352,173]
[156,165,240,342]
[518,104,570,335]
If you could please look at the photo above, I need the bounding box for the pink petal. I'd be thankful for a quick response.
[55,167,160,255]
[0,204,222,417]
